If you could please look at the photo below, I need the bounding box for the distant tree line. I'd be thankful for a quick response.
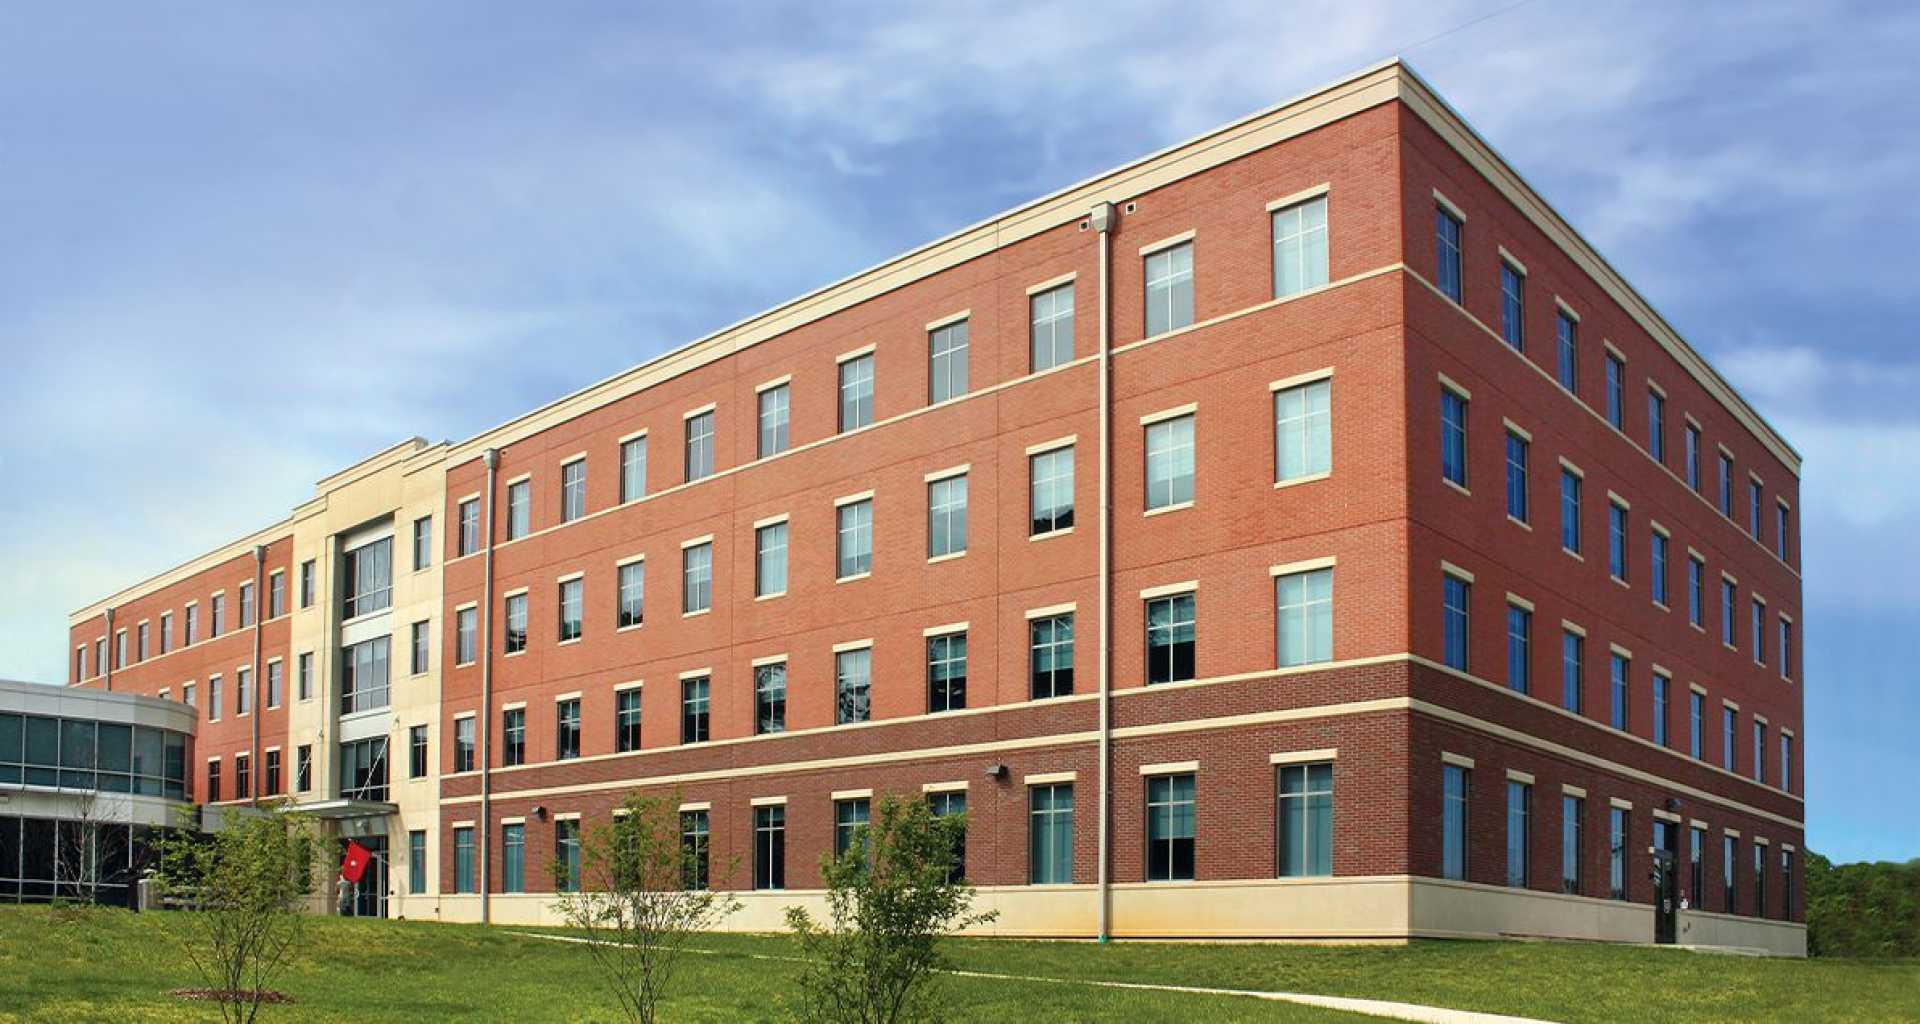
[1807,851,1920,958]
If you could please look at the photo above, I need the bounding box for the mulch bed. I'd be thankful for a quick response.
[168,988,296,1004]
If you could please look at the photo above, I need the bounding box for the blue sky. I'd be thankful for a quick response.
[1,2,1913,862]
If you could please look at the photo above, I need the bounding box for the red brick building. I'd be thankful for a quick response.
[66,60,1805,952]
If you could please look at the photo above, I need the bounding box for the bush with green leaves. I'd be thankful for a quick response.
[1806,850,1920,958]
[549,791,742,1024]
[155,805,319,1023]
[787,794,996,1024]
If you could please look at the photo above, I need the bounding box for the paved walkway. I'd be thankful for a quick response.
[518,931,1559,1024]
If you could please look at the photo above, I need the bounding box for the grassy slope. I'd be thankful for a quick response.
[0,907,1358,1023]
[5,907,1918,1023]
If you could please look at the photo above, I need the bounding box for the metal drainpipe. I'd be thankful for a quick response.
[250,544,265,807]
[479,447,499,924]
[1092,201,1115,944]
[102,607,114,691]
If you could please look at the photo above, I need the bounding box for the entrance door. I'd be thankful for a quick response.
[342,835,388,918]
[1651,820,1677,944]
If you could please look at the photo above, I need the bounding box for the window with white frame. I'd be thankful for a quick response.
[621,435,647,503]
[1275,567,1332,668]
[1277,761,1333,877]
[561,459,587,523]
[507,479,530,540]
[755,522,788,597]
[839,353,874,432]
[928,320,969,403]
[683,542,712,614]
[617,562,644,628]
[1144,241,1194,336]
[1275,378,1331,483]
[1031,613,1074,699]
[926,631,967,713]
[558,578,583,642]
[685,409,716,482]
[504,593,527,653]
[1273,196,1329,299]
[1146,591,1196,684]
[456,606,477,665]
[1144,413,1195,510]
[927,474,967,558]
[1030,282,1074,371]
[835,648,871,724]
[1145,773,1196,881]
[758,383,790,458]
[1029,446,1074,536]
[837,499,872,579]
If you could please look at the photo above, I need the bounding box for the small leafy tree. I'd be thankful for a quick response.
[787,794,996,1024]
[549,791,743,1024]
[156,804,319,1023]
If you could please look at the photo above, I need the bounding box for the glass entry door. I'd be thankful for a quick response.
[341,834,388,918]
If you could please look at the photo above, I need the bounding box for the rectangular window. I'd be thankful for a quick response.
[1688,557,1705,628]
[837,499,872,579]
[1685,424,1702,491]
[617,562,644,629]
[1497,260,1527,350]
[206,759,221,802]
[559,459,587,524]
[1145,773,1196,882]
[499,483,529,545]
[1604,352,1625,429]
[1144,241,1195,336]
[1783,848,1795,920]
[1506,780,1531,888]
[680,676,710,744]
[1725,835,1738,913]
[928,790,967,882]
[1441,389,1468,487]
[1752,599,1767,666]
[458,498,479,556]
[159,613,173,655]
[503,708,525,767]
[1442,763,1469,880]
[839,353,875,431]
[1435,206,1462,302]
[1609,807,1628,900]
[300,559,316,608]
[927,632,967,713]
[1029,783,1074,884]
[758,383,790,458]
[1144,413,1196,510]
[1610,653,1630,731]
[504,594,527,654]
[1030,282,1075,371]
[682,542,712,614]
[1653,675,1671,747]
[755,522,789,597]
[754,663,786,735]
[454,827,475,893]
[1781,734,1793,794]
[296,744,311,791]
[754,804,786,890]
[340,636,390,715]
[336,737,386,801]
[1031,613,1075,699]
[558,578,584,642]
[1724,707,1738,773]
[184,605,198,646]
[1749,481,1763,537]
[136,622,149,662]
[1275,568,1333,668]
[412,516,433,572]
[1608,502,1629,581]
[835,649,871,724]
[409,831,427,894]
[929,319,970,403]
[340,537,393,619]
[503,823,525,893]
[1690,826,1706,911]
[1273,196,1329,298]
[1146,592,1197,684]
[927,474,968,558]
[621,435,647,503]
[1443,574,1471,672]
[410,620,429,675]
[1556,311,1578,391]
[1755,843,1767,918]
[1776,504,1790,563]
[1275,379,1332,483]
[209,675,222,721]
[1562,630,1584,714]
[1718,453,1734,516]
[684,409,716,483]
[409,724,428,779]
[263,749,281,796]
[266,660,283,709]
[1562,794,1584,895]
[556,698,581,760]
[1690,691,1705,759]
[1277,762,1333,877]
[833,799,870,861]
[557,820,581,892]
[1648,390,1667,463]
[1753,722,1768,784]
[1506,604,1531,694]
[1651,532,1670,606]
[1722,579,1737,647]
[239,581,255,628]
[454,716,475,773]
[295,651,312,702]
[1504,430,1529,522]
[210,594,226,638]
[238,668,253,716]
[1029,446,1075,536]
[1560,469,1582,554]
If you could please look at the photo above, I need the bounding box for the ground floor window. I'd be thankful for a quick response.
[1276,762,1332,877]
[1144,773,1195,882]
[1029,784,1074,884]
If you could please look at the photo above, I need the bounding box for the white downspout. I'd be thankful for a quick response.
[1092,201,1115,943]
[479,447,499,924]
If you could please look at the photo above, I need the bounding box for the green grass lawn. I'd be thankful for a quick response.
[3,905,1917,1023]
